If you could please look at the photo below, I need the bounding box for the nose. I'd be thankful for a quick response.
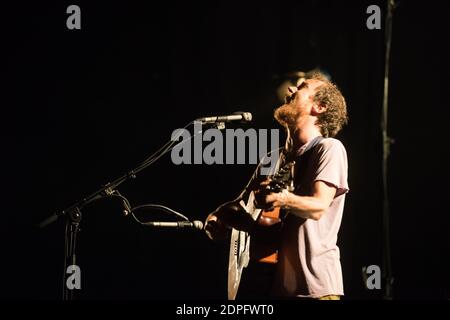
[284,86,297,103]
[287,86,298,94]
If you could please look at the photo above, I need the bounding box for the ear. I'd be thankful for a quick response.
[311,103,326,116]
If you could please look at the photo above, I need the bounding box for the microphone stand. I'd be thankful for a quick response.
[40,118,233,300]
[63,207,81,301]
[40,123,189,300]
[39,115,246,300]
[52,167,144,300]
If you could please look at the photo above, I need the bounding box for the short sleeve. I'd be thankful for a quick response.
[314,138,349,198]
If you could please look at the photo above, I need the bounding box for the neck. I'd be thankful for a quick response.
[288,122,322,150]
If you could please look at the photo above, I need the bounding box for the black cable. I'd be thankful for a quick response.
[130,204,189,225]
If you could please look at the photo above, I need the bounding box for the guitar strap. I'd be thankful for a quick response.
[280,135,324,219]
[293,135,324,173]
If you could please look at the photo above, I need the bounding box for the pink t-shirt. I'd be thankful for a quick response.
[272,137,349,298]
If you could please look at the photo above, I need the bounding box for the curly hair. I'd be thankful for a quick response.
[309,72,348,137]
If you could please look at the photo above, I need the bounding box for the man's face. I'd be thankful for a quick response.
[274,78,324,127]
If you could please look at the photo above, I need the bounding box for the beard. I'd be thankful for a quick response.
[274,104,299,128]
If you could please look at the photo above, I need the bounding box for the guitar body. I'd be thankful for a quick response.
[252,208,281,264]
[227,228,249,300]
[227,192,258,300]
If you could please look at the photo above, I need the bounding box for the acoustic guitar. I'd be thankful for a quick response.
[227,161,295,300]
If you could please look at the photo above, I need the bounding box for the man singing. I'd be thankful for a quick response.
[205,71,349,300]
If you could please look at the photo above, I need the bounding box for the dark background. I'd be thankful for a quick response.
[2,0,449,300]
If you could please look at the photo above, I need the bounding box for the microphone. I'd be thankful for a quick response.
[143,220,204,230]
[196,112,252,124]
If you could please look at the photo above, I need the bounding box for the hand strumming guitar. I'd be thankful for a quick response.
[204,199,255,241]
[205,176,287,241]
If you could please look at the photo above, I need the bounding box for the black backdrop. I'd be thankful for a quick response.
[3,0,449,300]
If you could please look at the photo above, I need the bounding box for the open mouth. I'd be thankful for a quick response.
[284,95,293,104]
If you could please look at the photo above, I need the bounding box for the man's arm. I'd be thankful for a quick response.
[261,180,337,221]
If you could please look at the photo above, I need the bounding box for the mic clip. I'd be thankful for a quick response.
[215,122,226,130]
